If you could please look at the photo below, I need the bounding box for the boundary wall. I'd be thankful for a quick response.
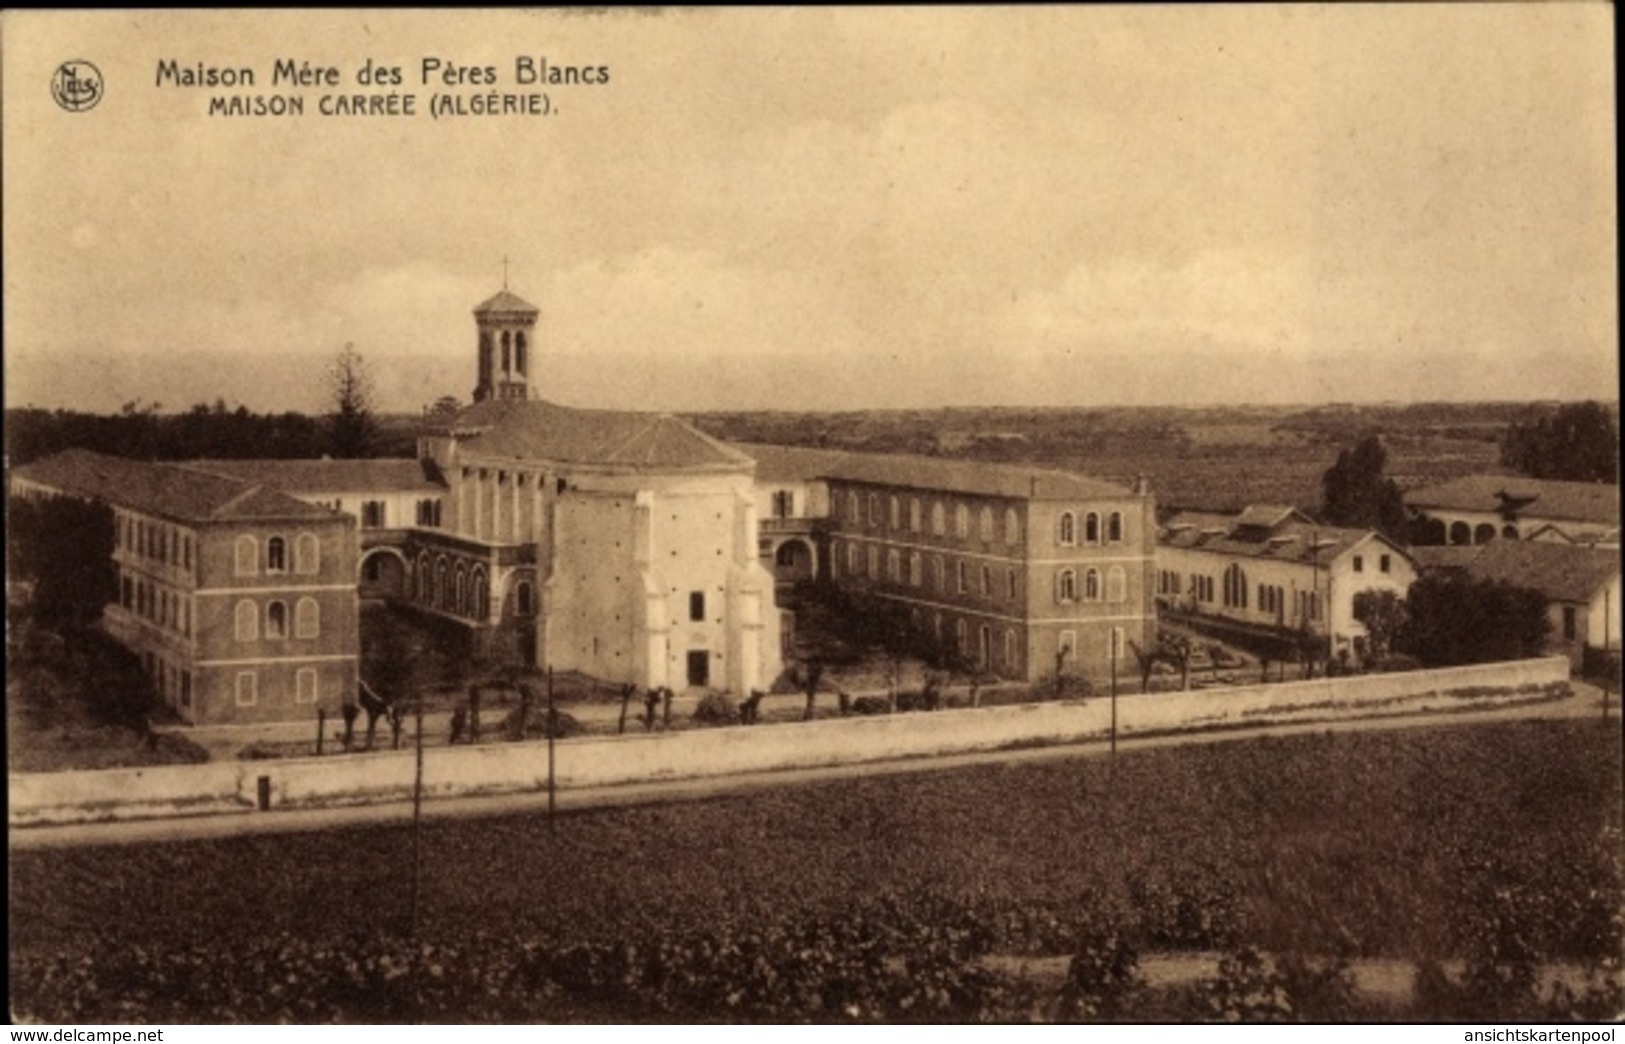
[10,657,1569,826]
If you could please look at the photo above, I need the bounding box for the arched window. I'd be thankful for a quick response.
[1007,568,1018,600]
[889,495,901,529]
[954,504,970,539]
[980,564,992,595]
[1005,508,1020,545]
[265,601,288,639]
[501,330,512,372]
[1058,512,1076,546]
[847,491,861,523]
[1084,513,1101,545]
[955,618,968,653]
[956,560,968,593]
[1107,512,1124,543]
[454,563,468,615]
[1106,566,1126,603]
[868,493,881,526]
[235,535,258,576]
[1003,630,1018,672]
[516,580,535,615]
[867,545,879,578]
[295,533,319,575]
[234,600,258,641]
[1449,521,1471,546]
[886,549,901,582]
[846,542,859,575]
[416,552,432,602]
[436,557,450,608]
[472,568,490,619]
[932,555,945,591]
[1084,568,1102,601]
[978,625,991,670]
[295,597,319,638]
[909,498,923,532]
[931,502,946,536]
[1223,563,1249,609]
[266,536,287,573]
[515,331,527,374]
[978,506,994,542]
[908,552,922,586]
[1058,569,1078,602]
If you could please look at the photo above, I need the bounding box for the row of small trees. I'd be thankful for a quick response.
[5,344,414,466]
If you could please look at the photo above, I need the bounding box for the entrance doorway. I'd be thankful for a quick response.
[686,649,710,687]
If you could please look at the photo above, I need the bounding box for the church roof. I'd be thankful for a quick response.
[12,449,335,525]
[453,400,753,471]
[728,441,1134,501]
[1406,474,1620,526]
[472,289,540,317]
[183,457,446,493]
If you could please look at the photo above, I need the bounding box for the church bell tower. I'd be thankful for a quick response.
[472,288,541,403]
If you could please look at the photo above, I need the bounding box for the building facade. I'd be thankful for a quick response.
[733,443,1158,685]
[11,450,360,725]
[1156,505,1418,662]
[1406,475,1620,547]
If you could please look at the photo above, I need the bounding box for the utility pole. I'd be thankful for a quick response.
[1110,629,1119,759]
[410,693,424,937]
[547,666,556,832]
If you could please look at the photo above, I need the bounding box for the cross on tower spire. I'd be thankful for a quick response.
[501,255,509,289]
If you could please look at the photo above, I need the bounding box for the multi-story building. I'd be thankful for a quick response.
[1155,504,1417,662]
[1406,474,1619,547]
[10,449,359,725]
[733,442,1157,684]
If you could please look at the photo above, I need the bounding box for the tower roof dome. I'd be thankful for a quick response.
[473,289,539,318]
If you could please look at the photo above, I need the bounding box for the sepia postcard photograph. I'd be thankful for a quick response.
[4,6,1620,1027]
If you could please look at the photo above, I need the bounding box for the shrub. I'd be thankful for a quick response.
[692,692,737,726]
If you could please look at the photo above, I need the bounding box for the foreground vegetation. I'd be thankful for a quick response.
[10,718,1621,1022]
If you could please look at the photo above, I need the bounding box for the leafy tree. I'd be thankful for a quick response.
[1319,434,1408,541]
[5,495,117,625]
[1499,401,1618,483]
[1400,571,1549,666]
[1351,589,1408,664]
[327,342,377,458]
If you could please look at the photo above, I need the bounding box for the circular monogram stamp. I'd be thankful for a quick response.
[52,60,103,112]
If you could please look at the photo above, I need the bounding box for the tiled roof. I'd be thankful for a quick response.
[11,449,333,524]
[183,458,446,493]
[473,289,540,317]
[1408,545,1488,572]
[1233,504,1313,530]
[1160,509,1403,568]
[729,441,1134,501]
[1406,475,1620,526]
[453,400,752,470]
[1462,540,1619,604]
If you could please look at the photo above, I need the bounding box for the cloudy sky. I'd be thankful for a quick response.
[3,7,1615,414]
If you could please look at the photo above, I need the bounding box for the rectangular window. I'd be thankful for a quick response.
[235,671,258,707]
[1379,554,1391,574]
[689,591,705,622]
[362,501,386,528]
[1352,555,1364,573]
[296,668,318,704]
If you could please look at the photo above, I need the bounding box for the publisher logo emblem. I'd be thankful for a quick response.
[52,60,103,112]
